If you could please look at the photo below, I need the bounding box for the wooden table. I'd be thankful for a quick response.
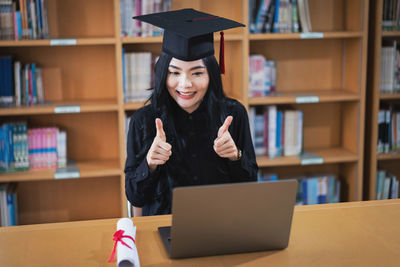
[1,199,399,266]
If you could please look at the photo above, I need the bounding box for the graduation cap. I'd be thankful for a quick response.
[133,8,245,74]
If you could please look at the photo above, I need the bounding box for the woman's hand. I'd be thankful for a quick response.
[214,116,239,161]
[146,118,172,171]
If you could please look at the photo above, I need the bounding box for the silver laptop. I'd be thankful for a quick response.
[158,180,298,258]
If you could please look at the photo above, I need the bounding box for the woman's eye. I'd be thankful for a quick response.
[168,71,180,76]
[192,72,204,76]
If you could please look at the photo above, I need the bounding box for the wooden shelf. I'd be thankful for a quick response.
[0,159,121,183]
[248,90,359,105]
[377,153,400,161]
[249,31,363,41]
[0,100,119,116]
[379,93,400,100]
[121,33,244,44]
[0,38,116,47]
[366,0,400,200]
[382,31,400,37]
[124,101,148,111]
[257,148,358,167]
[122,36,163,44]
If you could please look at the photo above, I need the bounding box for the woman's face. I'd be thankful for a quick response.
[166,57,210,113]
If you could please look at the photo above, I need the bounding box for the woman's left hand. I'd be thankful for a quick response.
[214,116,239,161]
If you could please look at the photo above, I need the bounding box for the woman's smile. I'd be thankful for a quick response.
[176,90,197,99]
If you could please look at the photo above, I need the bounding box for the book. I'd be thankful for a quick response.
[57,129,67,168]
[267,105,278,158]
[297,0,311,32]
[0,56,14,106]
[254,113,266,156]
[6,183,18,226]
[254,0,272,33]
[377,170,386,200]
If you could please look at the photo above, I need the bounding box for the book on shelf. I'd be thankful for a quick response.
[0,0,15,40]
[0,122,29,172]
[274,0,294,33]
[0,182,18,227]
[301,174,340,205]
[123,51,156,103]
[377,105,400,154]
[0,56,14,106]
[56,129,66,168]
[0,0,49,40]
[382,0,400,31]
[253,0,273,33]
[28,127,66,169]
[249,54,276,97]
[249,105,303,158]
[249,0,307,33]
[0,122,67,172]
[283,109,303,156]
[256,172,340,205]
[0,56,45,107]
[257,171,278,182]
[120,0,171,37]
[297,0,311,32]
[380,40,400,94]
[376,170,399,200]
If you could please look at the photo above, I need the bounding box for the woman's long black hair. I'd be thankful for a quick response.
[147,52,228,159]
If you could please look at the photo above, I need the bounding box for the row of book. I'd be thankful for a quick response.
[382,0,400,31]
[377,108,400,154]
[0,0,49,40]
[249,54,276,97]
[258,172,341,205]
[0,56,45,106]
[376,170,399,200]
[120,0,171,37]
[0,122,29,171]
[0,183,18,227]
[249,0,311,34]
[380,41,400,93]
[0,122,67,172]
[249,105,303,158]
[28,127,66,169]
[122,50,156,102]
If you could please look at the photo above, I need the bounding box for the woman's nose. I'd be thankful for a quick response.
[178,75,192,88]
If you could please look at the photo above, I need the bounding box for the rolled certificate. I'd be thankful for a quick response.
[116,218,140,267]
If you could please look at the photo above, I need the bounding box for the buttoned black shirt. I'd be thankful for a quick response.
[125,98,258,215]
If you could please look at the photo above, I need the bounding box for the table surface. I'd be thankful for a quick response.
[1,199,399,267]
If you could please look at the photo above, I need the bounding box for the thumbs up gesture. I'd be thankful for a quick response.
[146,118,172,171]
[214,116,239,161]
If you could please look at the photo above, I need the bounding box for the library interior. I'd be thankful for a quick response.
[0,0,399,266]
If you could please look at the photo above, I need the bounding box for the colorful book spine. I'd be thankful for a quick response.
[57,129,67,167]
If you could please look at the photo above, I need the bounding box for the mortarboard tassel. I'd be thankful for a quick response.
[219,31,225,74]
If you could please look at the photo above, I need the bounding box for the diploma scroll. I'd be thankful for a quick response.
[115,218,140,267]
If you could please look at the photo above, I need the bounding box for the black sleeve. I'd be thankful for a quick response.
[124,111,160,207]
[226,102,258,182]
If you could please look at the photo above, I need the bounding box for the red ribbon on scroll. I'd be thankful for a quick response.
[108,229,136,262]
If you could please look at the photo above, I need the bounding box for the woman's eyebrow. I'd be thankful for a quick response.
[168,65,206,71]
[190,66,206,71]
[169,65,181,70]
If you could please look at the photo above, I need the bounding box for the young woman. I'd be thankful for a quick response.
[125,9,258,216]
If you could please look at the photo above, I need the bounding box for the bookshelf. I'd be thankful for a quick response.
[365,0,400,200]
[0,0,122,225]
[0,0,369,224]
[249,0,368,202]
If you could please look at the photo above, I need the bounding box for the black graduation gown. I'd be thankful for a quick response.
[124,98,258,216]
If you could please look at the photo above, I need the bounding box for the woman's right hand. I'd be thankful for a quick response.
[146,118,172,171]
